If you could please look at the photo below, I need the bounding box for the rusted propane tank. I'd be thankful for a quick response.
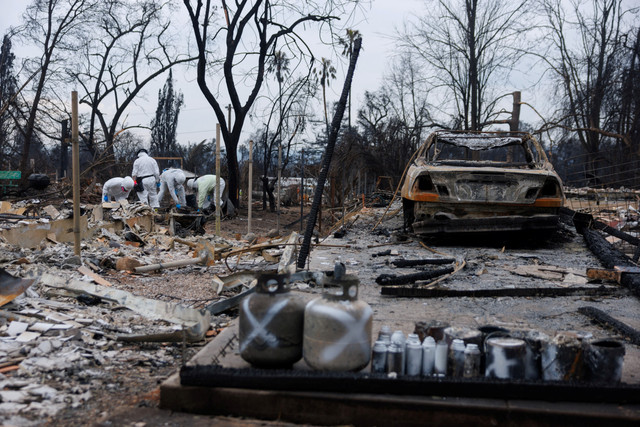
[303,269,373,371]
[239,273,305,368]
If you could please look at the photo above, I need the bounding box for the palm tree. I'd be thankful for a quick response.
[314,57,337,133]
[339,29,361,127]
[266,50,290,229]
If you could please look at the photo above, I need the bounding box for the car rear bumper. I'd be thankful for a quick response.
[411,214,560,234]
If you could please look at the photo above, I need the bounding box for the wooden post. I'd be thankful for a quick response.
[248,139,253,234]
[215,123,221,236]
[507,91,521,162]
[71,91,81,256]
[276,136,282,234]
[510,91,521,132]
[300,149,304,233]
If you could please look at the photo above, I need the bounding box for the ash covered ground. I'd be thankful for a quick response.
[0,201,638,426]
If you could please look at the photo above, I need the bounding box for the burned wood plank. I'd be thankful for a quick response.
[380,286,623,298]
[375,266,455,286]
[581,227,640,298]
[578,306,640,346]
[587,266,640,284]
[178,364,640,404]
[391,258,456,267]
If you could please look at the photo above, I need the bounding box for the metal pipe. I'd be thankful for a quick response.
[134,255,206,273]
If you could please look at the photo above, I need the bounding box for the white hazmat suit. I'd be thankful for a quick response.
[187,174,225,211]
[102,176,134,202]
[158,168,187,207]
[131,151,160,208]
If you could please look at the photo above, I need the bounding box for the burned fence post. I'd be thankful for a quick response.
[297,37,362,269]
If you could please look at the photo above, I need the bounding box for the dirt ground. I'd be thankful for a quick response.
[2,199,639,426]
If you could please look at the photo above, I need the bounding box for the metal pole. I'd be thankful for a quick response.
[215,123,221,236]
[248,139,253,234]
[300,149,304,233]
[71,92,81,256]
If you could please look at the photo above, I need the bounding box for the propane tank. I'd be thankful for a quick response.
[239,273,305,368]
[303,270,373,371]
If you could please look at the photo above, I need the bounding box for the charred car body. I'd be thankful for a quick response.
[401,132,565,235]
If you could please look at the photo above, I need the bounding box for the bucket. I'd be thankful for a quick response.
[541,333,583,381]
[414,320,449,342]
[584,339,625,383]
[186,194,197,208]
[484,337,526,379]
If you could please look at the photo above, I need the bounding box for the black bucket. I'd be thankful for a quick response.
[584,339,625,383]
[186,194,197,209]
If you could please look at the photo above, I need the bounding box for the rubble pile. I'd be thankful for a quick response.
[0,198,307,425]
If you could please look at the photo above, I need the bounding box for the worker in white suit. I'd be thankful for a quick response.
[187,174,225,211]
[102,176,134,202]
[158,168,187,208]
[131,148,160,208]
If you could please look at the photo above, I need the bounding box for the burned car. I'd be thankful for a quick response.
[401,131,565,235]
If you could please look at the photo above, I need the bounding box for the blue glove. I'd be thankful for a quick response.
[156,182,161,188]
[104,195,109,202]
[175,190,178,195]
[176,204,181,209]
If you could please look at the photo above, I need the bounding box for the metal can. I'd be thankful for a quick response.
[239,273,305,368]
[390,330,406,374]
[377,325,392,346]
[434,340,448,376]
[485,337,526,379]
[421,336,436,376]
[584,339,625,383]
[405,334,422,376]
[449,339,466,377]
[371,340,388,373]
[303,274,372,371]
[386,342,404,374]
[541,332,583,381]
[463,343,481,378]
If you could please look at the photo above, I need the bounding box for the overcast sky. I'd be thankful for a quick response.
[0,0,574,150]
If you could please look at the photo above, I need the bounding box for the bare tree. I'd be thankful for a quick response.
[182,0,354,208]
[540,0,635,184]
[15,0,98,184]
[402,0,531,130]
[66,0,195,173]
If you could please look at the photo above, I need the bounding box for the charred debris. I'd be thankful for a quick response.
[1,169,640,423]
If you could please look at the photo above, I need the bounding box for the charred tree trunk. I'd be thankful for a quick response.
[297,37,362,269]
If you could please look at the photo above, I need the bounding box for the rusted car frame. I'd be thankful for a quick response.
[401,131,565,235]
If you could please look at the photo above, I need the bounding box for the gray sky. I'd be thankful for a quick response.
[1,0,429,149]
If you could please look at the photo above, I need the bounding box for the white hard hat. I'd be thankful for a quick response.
[122,176,134,190]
